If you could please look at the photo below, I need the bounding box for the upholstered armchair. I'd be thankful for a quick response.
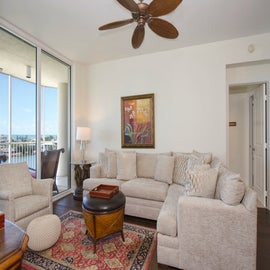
[0,162,54,230]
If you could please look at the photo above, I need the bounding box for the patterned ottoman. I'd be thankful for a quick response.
[26,214,61,251]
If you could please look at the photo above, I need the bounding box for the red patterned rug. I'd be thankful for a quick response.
[22,210,157,270]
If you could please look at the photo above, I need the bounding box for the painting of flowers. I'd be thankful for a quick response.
[121,93,155,148]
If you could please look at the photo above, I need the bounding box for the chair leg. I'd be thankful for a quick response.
[53,180,59,193]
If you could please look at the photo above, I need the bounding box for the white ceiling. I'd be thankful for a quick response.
[0,0,270,64]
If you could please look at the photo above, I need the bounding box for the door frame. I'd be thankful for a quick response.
[249,84,268,206]
[228,82,269,209]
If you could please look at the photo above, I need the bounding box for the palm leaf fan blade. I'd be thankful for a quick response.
[117,0,139,12]
[148,18,179,39]
[132,25,145,49]
[148,0,183,17]
[99,19,134,30]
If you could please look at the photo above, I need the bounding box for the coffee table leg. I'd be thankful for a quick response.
[93,240,96,253]
[121,230,125,242]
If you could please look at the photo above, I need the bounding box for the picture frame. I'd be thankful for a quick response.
[121,93,155,148]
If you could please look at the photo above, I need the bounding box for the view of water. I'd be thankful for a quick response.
[1,154,36,170]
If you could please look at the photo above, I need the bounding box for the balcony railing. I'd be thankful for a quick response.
[0,141,57,170]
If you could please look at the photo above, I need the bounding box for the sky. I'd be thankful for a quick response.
[0,72,57,136]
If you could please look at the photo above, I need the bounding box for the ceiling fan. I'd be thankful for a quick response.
[99,0,183,49]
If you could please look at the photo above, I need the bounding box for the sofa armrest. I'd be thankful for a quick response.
[90,164,101,178]
[31,178,54,197]
[177,196,257,270]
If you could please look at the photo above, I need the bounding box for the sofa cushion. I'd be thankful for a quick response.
[136,153,157,178]
[157,183,185,237]
[117,151,137,180]
[14,195,49,221]
[220,178,246,205]
[121,178,168,201]
[155,155,174,184]
[0,162,33,199]
[185,168,218,198]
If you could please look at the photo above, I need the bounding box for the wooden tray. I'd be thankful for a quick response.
[90,184,119,199]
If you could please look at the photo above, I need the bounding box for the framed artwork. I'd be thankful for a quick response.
[121,93,155,148]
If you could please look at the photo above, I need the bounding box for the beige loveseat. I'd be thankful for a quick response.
[0,162,54,230]
[83,149,257,270]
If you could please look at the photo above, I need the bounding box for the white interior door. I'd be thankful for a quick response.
[250,84,266,206]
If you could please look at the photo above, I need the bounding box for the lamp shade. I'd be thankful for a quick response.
[76,127,91,141]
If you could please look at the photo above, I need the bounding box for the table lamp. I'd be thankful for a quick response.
[76,127,91,163]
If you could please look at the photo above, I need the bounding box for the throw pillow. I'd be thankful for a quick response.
[172,153,192,185]
[185,168,218,198]
[220,178,246,206]
[215,169,240,199]
[154,155,174,184]
[193,164,211,171]
[192,150,212,164]
[136,153,157,179]
[107,151,117,178]
[117,151,137,180]
[98,152,108,178]
[187,155,205,170]
[210,156,222,169]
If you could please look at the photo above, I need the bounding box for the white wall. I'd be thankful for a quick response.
[80,33,270,163]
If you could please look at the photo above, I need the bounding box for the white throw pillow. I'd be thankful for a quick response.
[107,151,117,178]
[154,155,174,184]
[172,153,192,185]
[215,170,240,199]
[192,150,212,164]
[136,153,158,179]
[193,164,211,171]
[117,152,137,180]
[98,152,108,178]
[187,155,204,171]
[220,178,246,205]
[185,168,218,198]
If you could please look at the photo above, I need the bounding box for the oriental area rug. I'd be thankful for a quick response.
[22,210,157,270]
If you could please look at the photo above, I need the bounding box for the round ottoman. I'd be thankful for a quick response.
[26,214,61,251]
[82,191,126,253]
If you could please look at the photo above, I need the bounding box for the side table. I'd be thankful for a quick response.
[71,161,95,201]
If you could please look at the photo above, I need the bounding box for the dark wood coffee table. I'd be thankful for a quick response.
[82,190,126,253]
[0,220,29,269]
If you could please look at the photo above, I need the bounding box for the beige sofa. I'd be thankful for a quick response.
[0,162,54,230]
[83,150,257,270]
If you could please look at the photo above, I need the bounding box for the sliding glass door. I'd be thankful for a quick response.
[0,27,71,194]
[40,51,71,193]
